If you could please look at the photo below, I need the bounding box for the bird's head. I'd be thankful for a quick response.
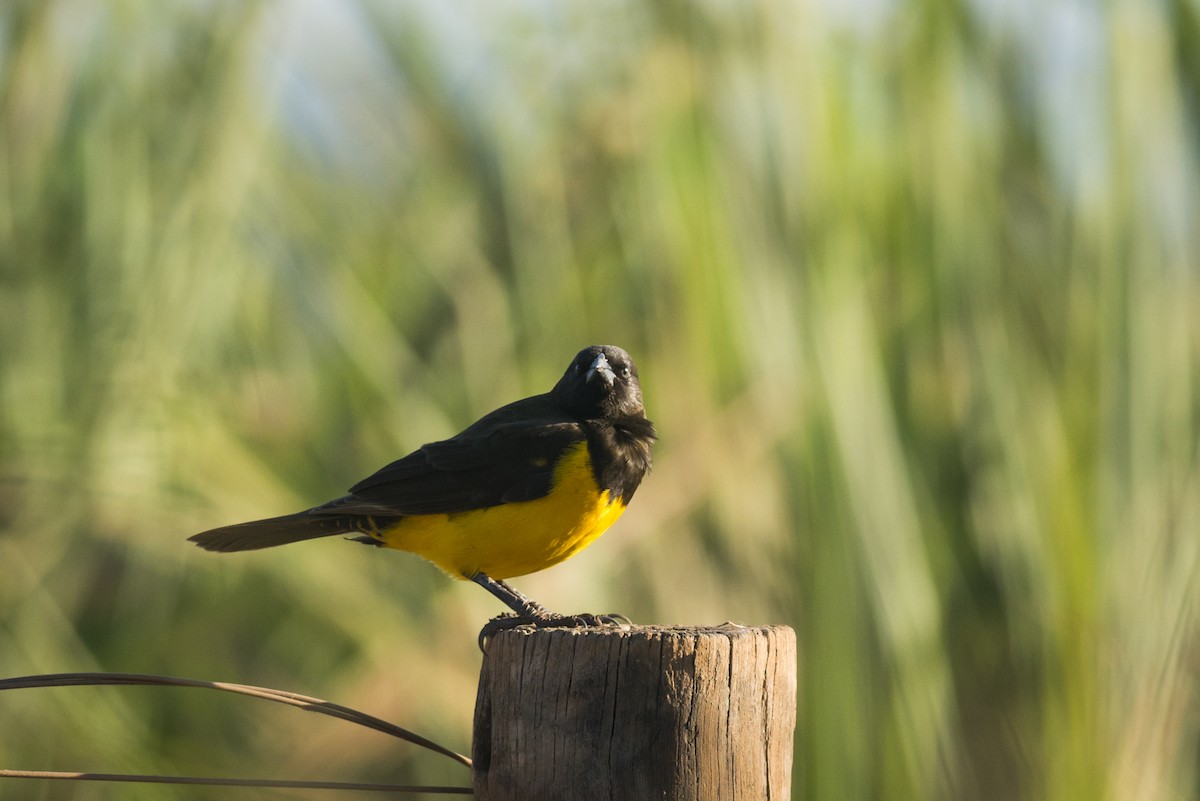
[552,345,646,421]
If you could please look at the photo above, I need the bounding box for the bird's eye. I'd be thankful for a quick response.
[620,366,631,378]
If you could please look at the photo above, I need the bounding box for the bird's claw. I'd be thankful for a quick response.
[477,611,632,652]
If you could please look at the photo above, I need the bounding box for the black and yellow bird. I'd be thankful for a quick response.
[190,345,655,631]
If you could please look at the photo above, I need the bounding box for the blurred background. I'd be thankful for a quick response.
[2,0,1199,799]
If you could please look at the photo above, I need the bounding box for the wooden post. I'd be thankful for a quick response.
[472,624,796,801]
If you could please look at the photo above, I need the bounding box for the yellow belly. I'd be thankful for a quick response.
[377,441,627,580]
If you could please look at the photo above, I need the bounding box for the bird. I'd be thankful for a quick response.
[189,345,656,634]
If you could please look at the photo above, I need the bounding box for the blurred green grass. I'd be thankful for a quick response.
[2,0,1199,799]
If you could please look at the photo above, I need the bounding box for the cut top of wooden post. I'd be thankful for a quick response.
[472,624,797,801]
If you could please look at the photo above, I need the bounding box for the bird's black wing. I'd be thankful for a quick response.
[318,395,585,517]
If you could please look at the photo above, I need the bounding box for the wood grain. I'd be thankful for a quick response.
[472,624,796,801]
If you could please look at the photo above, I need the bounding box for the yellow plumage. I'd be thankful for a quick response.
[376,441,627,579]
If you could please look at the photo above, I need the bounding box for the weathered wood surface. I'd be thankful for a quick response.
[472,623,796,801]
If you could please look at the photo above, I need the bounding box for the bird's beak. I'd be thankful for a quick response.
[586,353,616,387]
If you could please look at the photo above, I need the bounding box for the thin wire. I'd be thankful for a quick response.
[0,672,472,767]
[0,769,472,794]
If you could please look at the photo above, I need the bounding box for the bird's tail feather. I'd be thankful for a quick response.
[189,511,358,553]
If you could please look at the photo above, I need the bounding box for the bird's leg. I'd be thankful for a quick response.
[470,572,556,619]
[469,572,631,652]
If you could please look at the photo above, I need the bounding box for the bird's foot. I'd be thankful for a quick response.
[477,611,632,652]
